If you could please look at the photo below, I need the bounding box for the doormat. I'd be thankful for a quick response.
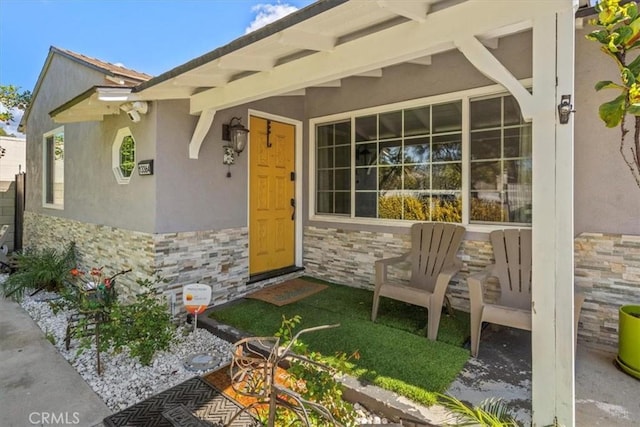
[103,377,258,427]
[246,278,327,306]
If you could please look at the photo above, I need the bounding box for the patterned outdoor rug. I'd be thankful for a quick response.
[246,278,327,306]
[103,377,258,427]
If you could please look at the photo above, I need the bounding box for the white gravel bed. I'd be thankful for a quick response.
[19,290,233,412]
[5,279,388,425]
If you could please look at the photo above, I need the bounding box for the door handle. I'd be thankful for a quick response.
[290,198,295,220]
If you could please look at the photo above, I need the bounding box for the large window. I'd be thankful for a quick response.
[313,91,532,226]
[43,127,64,208]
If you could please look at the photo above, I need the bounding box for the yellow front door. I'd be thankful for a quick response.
[249,116,296,275]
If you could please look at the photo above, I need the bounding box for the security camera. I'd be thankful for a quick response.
[119,101,148,122]
[131,101,148,114]
[127,110,141,122]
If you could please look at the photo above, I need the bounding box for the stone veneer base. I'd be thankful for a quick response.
[304,225,640,352]
[575,232,640,350]
[24,214,638,351]
[23,212,253,306]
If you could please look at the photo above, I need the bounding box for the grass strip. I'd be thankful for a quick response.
[209,278,470,406]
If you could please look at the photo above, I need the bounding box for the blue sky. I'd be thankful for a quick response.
[0,0,314,133]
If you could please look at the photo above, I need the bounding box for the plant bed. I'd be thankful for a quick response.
[3,275,390,426]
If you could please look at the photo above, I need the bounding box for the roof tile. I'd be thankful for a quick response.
[55,47,152,83]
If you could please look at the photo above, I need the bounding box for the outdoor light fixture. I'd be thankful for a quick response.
[222,116,249,154]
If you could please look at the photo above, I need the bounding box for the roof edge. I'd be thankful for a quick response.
[48,85,126,118]
[18,47,56,133]
[134,0,349,93]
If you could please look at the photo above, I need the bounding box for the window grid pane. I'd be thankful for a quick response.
[44,130,64,206]
[316,121,351,215]
[470,95,531,225]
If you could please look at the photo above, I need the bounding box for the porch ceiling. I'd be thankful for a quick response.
[51,0,553,124]
[136,0,432,102]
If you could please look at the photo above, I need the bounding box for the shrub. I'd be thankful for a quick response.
[269,315,358,427]
[470,199,505,222]
[1,242,77,300]
[73,274,174,366]
[379,194,462,222]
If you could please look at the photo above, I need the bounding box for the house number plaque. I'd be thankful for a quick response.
[137,159,154,175]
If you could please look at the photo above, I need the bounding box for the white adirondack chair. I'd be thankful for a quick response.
[468,229,532,357]
[371,222,466,341]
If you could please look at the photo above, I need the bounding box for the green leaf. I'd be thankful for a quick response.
[625,17,640,47]
[622,68,637,85]
[627,104,640,115]
[619,25,633,42]
[628,54,640,74]
[586,29,610,44]
[599,94,627,127]
[595,80,624,91]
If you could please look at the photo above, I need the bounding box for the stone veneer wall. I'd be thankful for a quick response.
[24,212,253,308]
[305,226,640,352]
[153,228,250,309]
[303,225,496,313]
[24,212,156,298]
[575,233,640,350]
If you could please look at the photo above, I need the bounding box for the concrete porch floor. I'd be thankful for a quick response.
[446,326,639,426]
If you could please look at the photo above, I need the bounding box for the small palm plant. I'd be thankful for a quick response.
[438,393,520,427]
[1,242,77,300]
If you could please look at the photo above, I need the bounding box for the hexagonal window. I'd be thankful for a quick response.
[112,127,136,184]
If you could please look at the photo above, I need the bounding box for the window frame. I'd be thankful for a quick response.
[308,80,533,232]
[112,127,136,184]
[42,126,65,210]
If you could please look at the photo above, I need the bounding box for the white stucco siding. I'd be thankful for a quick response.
[574,26,640,235]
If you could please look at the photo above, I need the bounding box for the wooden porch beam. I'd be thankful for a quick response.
[190,1,558,115]
[172,73,228,87]
[278,29,336,51]
[376,0,429,22]
[455,35,534,120]
[188,108,216,159]
[312,80,342,88]
[281,89,306,96]
[218,55,274,71]
[479,37,500,49]
[408,56,432,66]
[355,69,383,78]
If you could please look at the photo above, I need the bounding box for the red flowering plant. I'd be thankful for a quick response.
[66,267,130,314]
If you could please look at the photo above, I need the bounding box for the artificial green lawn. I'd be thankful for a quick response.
[208,277,471,406]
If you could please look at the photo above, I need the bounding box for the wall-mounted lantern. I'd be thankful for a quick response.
[221,117,249,177]
[222,116,249,154]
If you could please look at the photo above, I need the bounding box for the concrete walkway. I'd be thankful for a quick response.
[0,296,112,427]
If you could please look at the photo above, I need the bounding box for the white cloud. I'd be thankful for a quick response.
[245,3,299,34]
